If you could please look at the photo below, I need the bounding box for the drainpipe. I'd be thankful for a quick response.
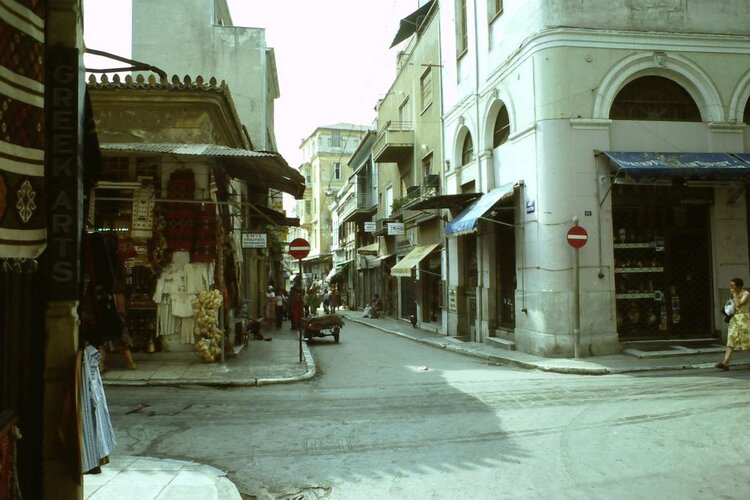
[472,0,484,341]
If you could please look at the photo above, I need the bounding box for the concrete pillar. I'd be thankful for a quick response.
[43,301,82,500]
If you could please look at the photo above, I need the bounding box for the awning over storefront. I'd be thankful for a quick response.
[603,151,750,182]
[390,243,440,277]
[357,242,379,255]
[358,253,394,270]
[390,0,436,48]
[444,183,516,237]
[405,193,481,211]
[99,142,306,199]
[326,259,352,281]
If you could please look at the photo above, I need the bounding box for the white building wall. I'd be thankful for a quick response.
[439,0,750,356]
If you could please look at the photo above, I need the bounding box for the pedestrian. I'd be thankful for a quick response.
[330,287,340,313]
[322,288,330,314]
[274,288,285,328]
[307,286,319,316]
[264,285,276,330]
[290,285,303,329]
[716,277,750,370]
[363,294,381,318]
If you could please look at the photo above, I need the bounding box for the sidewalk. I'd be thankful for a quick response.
[90,311,748,499]
[88,328,314,500]
[337,310,750,375]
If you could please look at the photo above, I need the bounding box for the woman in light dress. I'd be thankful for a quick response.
[716,277,750,370]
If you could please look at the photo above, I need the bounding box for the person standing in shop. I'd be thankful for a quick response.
[716,277,750,370]
[274,287,285,328]
[264,285,276,331]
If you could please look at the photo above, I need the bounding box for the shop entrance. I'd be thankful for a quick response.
[494,211,516,331]
[613,186,713,339]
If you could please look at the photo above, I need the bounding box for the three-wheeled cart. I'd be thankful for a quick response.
[301,314,344,343]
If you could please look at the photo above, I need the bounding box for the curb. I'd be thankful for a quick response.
[103,340,317,387]
[339,313,738,376]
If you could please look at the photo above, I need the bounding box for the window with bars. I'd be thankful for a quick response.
[102,156,130,181]
[609,76,701,122]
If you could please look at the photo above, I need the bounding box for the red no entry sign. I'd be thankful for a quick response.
[566,226,588,249]
[288,238,311,260]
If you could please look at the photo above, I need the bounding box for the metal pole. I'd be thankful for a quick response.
[298,257,303,363]
[573,218,581,359]
[218,226,226,364]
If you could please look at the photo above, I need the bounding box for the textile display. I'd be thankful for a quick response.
[131,185,155,239]
[152,252,215,343]
[164,169,196,252]
[0,3,46,261]
[80,232,127,347]
[192,203,217,262]
[0,416,21,500]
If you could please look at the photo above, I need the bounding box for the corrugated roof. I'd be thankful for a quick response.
[99,142,306,199]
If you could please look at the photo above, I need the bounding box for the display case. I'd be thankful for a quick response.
[614,234,668,336]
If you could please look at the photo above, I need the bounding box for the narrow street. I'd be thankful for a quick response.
[104,320,750,500]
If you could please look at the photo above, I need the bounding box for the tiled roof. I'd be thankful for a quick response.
[87,73,229,92]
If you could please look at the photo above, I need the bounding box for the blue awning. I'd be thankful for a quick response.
[445,183,516,237]
[603,151,750,182]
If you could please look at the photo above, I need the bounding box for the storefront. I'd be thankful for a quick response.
[445,182,519,340]
[603,151,750,340]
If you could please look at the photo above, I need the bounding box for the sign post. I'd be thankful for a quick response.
[566,222,588,359]
[288,238,311,362]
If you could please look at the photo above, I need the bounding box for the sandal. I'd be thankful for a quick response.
[715,362,730,371]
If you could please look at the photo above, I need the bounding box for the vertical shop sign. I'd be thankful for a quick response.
[46,47,83,300]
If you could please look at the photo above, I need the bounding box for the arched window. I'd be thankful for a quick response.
[461,133,473,166]
[609,75,701,122]
[493,106,510,148]
[744,97,750,125]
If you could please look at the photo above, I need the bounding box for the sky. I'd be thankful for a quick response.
[83,0,420,168]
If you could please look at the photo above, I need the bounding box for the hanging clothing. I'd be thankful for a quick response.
[80,345,116,473]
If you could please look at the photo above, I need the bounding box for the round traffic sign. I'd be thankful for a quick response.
[566,225,588,249]
[288,238,311,260]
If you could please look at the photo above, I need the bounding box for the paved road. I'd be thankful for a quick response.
[105,320,750,499]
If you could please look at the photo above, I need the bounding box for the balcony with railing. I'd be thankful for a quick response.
[401,175,442,224]
[341,189,376,224]
[372,121,414,163]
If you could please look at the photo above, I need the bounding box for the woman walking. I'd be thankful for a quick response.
[716,277,750,370]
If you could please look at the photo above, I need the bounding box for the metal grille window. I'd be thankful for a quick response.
[613,187,713,339]
[609,76,701,122]
[102,156,130,180]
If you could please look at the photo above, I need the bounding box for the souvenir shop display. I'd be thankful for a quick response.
[193,289,224,362]
[613,224,666,336]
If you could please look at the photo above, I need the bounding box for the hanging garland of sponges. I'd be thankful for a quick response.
[193,289,223,362]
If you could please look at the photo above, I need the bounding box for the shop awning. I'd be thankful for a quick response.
[405,193,481,211]
[390,0,436,48]
[247,203,300,227]
[603,151,750,182]
[444,183,516,237]
[357,242,379,255]
[390,243,440,277]
[326,259,352,281]
[99,143,306,199]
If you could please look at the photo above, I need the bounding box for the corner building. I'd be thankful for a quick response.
[438,0,750,356]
